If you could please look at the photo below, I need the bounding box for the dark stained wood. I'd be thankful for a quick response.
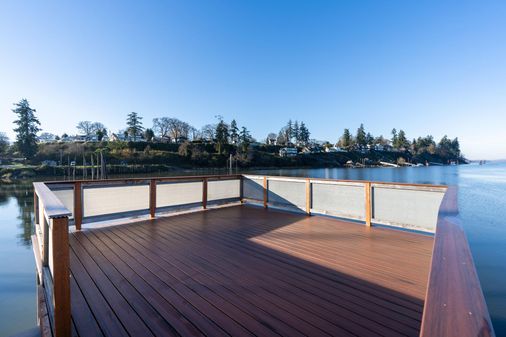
[202,178,208,209]
[420,187,495,337]
[67,205,434,337]
[149,179,156,218]
[45,174,243,185]
[51,217,71,337]
[37,284,52,337]
[74,182,82,230]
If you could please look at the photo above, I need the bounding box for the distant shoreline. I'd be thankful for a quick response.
[1,161,467,181]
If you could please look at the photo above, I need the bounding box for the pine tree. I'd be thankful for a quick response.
[126,112,144,141]
[230,119,239,144]
[341,129,352,149]
[215,120,229,154]
[298,122,310,145]
[391,128,398,148]
[356,124,366,149]
[286,120,293,143]
[12,98,41,159]
[397,130,408,150]
[293,121,300,145]
[239,126,251,152]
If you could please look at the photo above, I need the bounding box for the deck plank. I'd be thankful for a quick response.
[125,216,421,336]
[69,205,433,337]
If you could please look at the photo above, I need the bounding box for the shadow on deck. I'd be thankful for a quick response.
[68,205,434,337]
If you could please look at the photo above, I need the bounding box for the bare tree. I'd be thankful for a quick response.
[201,124,216,141]
[77,121,94,136]
[152,117,171,139]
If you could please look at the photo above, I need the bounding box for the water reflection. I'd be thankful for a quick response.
[0,181,35,247]
[0,165,504,335]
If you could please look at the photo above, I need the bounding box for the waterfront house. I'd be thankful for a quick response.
[279,147,298,157]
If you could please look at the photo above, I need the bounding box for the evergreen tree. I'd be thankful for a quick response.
[397,130,409,149]
[0,132,9,156]
[341,128,352,149]
[215,119,229,154]
[287,120,293,143]
[298,122,310,145]
[391,128,398,148]
[230,119,239,144]
[126,112,144,141]
[356,123,366,149]
[144,128,155,142]
[366,132,374,146]
[239,126,252,152]
[12,98,41,159]
[96,128,107,141]
[293,121,300,144]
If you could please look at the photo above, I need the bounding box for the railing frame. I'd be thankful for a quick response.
[33,182,72,337]
[32,174,494,336]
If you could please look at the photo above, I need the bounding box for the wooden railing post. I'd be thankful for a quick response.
[34,192,39,225]
[149,179,156,218]
[306,178,311,215]
[365,182,372,226]
[239,176,244,204]
[202,178,208,209]
[73,182,82,231]
[263,176,268,208]
[51,216,71,337]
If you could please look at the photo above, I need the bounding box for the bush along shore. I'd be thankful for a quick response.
[0,141,466,180]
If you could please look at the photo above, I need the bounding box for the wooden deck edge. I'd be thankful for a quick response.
[420,187,495,337]
[37,283,53,337]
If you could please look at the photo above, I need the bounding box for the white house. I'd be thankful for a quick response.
[279,147,298,157]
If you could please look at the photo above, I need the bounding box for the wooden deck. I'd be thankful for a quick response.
[68,205,434,337]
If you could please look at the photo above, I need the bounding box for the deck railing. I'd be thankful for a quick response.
[242,175,446,232]
[32,174,495,336]
[420,187,495,336]
[32,182,72,337]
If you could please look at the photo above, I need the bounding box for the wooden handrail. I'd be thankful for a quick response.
[242,174,447,190]
[33,183,72,219]
[44,174,242,185]
[33,182,71,337]
[419,187,495,337]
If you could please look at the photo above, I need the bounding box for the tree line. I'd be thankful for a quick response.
[336,123,462,159]
[1,98,461,161]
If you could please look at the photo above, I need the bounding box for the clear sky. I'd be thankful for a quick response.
[1,1,505,159]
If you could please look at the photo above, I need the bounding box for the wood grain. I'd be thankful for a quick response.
[420,187,495,337]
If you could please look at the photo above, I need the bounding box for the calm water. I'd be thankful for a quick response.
[0,163,505,336]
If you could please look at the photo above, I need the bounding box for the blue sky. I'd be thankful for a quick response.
[1,1,505,159]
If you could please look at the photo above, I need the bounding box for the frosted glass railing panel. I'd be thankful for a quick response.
[243,177,264,201]
[372,185,445,231]
[156,181,202,208]
[312,182,365,219]
[208,179,240,201]
[52,189,74,218]
[268,179,306,208]
[83,184,149,217]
